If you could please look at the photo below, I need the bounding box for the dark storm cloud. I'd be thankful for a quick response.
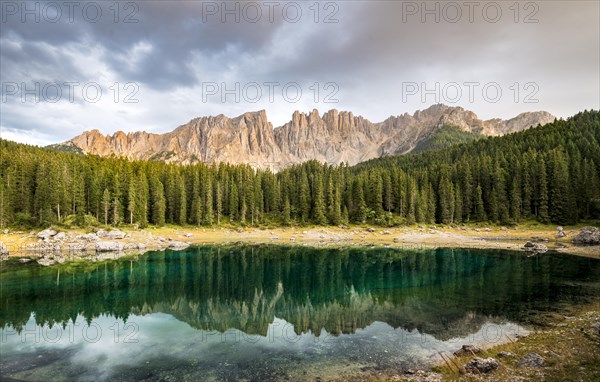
[0,0,598,145]
[1,1,290,89]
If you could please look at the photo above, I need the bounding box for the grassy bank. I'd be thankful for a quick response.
[426,300,600,382]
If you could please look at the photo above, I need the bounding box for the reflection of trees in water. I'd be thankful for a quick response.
[1,246,599,339]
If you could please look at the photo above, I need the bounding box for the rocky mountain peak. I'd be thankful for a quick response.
[55,105,556,170]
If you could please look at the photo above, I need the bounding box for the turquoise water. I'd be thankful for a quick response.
[1,246,599,381]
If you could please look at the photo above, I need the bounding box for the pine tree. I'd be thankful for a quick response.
[406,177,417,224]
[474,184,486,221]
[191,171,202,225]
[215,181,222,225]
[453,183,462,223]
[203,175,214,225]
[176,175,187,225]
[112,194,121,226]
[369,171,384,217]
[128,177,137,225]
[151,178,166,226]
[229,182,238,222]
[538,159,550,223]
[437,173,454,224]
[102,188,111,225]
[312,173,327,225]
[521,164,533,218]
[282,196,291,226]
[510,177,521,223]
[351,178,367,224]
[427,182,436,224]
[326,176,336,224]
[549,151,571,224]
[135,172,149,228]
[299,171,310,223]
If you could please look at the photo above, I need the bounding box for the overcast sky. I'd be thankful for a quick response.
[1,0,599,146]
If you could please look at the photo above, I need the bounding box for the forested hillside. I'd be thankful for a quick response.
[1,111,599,228]
[411,125,481,154]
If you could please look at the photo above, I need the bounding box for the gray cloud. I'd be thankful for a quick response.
[1,0,598,145]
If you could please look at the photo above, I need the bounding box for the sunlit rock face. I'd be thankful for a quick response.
[55,105,555,170]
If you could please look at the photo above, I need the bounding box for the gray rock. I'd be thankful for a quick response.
[367,228,376,233]
[573,226,600,245]
[77,233,99,242]
[66,243,86,252]
[97,229,126,239]
[168,241,190,250]
[37,258,56,266]
[18,258,31,263]
[53,232,66,241]
[95,241,125,252]
[517,353,545,368]
[137,243,147,250]
[383,230,391,235]
[0,242,8,255]
[557,226,564,232]
[524,242,548,252]
[454,344,482,356]
[37,229,58,240]
[465,357,499,373]
[555,231,566,238]
[184,233,192,237]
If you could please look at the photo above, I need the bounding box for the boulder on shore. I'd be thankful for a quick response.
[0,242,8,255]
[517,353,545,368]
[97,230,126,240]
[77,233,99,242]
[572,226,600,245]
[53,232,66,241]
[37,229,58,240]
[95,241,125,252]
[524,242,548,252]
[454,344,482,357]
[465,357,499,373]
[168,241,190,250]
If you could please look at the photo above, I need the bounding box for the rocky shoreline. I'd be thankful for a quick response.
[0,228,191,266]
[1,225,599,266]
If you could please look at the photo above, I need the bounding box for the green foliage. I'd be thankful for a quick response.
[412,125,481,154]
[1,111,599,228]
[62,214,100,228]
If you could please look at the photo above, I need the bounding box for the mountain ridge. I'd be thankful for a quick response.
[51,104,556,170]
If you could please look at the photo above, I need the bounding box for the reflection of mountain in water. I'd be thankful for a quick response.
[2,246,599,340]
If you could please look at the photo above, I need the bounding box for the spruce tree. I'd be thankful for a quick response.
[102,188,111,225]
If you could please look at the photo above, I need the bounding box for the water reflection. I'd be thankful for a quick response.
[1,246,599,380]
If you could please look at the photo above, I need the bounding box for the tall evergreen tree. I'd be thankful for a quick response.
[102,188,111,225]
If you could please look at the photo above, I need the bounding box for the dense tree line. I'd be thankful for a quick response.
[1,111,599,228]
